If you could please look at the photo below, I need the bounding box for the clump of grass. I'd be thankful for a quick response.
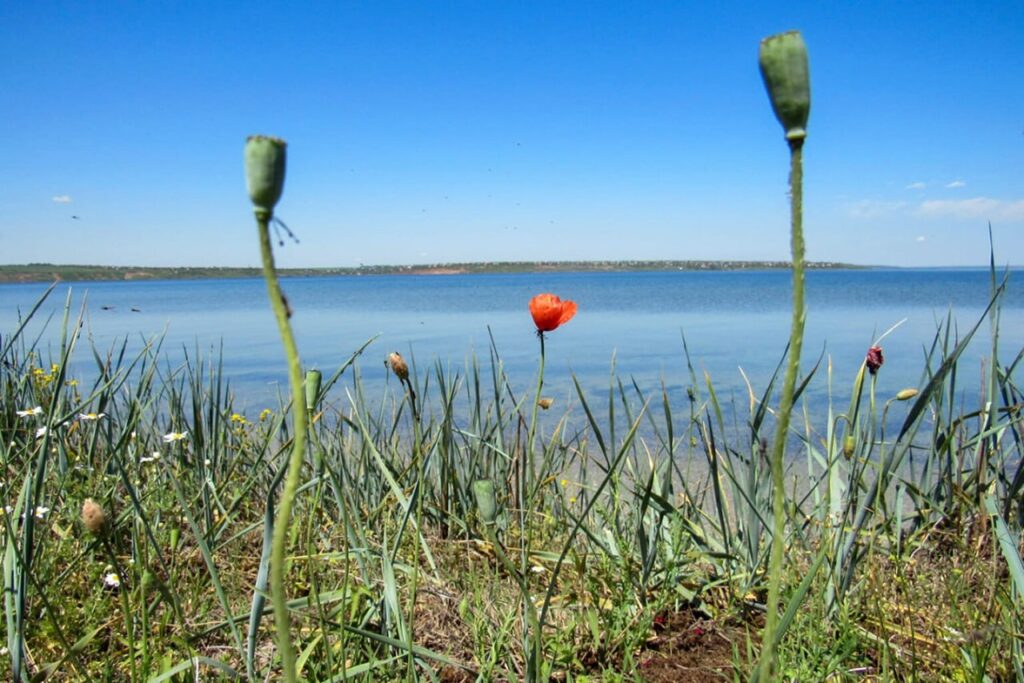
[1,272,1020,681]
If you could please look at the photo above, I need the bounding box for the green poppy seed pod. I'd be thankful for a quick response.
[472,479,498,526]
[304,369,322,413]
[759,31,810,144]
[896,388,919,401]
[245,135,287,220]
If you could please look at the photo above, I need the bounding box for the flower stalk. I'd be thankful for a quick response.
[521,293,576,679]
[246,135,307,683]
[756,30,809,682]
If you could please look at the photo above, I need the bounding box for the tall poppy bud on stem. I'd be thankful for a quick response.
[759,31,810,148]
[757,30,811,683]
[246,134,305,683]
[245,135,287,221]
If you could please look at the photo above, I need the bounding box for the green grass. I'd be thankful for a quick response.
[1,278,1022,681]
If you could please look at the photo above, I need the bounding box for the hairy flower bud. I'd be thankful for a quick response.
[245,135,287,220]
[842,435,856,459]
[388,352,409,382]
[896,388,918,401]
[759,31,810,144]
[81,498,107,536]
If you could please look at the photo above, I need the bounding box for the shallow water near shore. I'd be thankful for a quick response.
[2,268,1021,432]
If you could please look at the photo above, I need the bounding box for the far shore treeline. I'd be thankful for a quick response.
[0,259,864,283]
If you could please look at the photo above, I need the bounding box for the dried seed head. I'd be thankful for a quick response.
[538,397,554,410]
[759,31,810,144]
[388,352,409,381]
[81,498,107,536]
[244,135,287,220]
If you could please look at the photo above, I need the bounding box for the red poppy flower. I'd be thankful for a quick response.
[529,293,577,333]
[865,345,884,375]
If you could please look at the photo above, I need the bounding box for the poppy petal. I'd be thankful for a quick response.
[557,301,577,327]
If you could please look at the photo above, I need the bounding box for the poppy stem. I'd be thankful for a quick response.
[522,330,546,679]
[257,212,308,683]
[527,332,545,492]
[759,138,805,680]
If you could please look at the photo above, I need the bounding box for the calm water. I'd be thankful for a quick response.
[1,269,1021,424]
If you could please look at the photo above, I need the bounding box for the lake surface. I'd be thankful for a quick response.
[2,269,1021,429]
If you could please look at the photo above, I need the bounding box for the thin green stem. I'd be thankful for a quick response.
[758,140,805,682]
[102,539,137,683]
[522,331,546,681]
[405,380,424,678]
[258,213,309,683]
[484,523,542,682]
[526,332,546,497]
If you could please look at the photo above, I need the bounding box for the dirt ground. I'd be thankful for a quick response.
[424,595,745,682]
[634,608,741,682]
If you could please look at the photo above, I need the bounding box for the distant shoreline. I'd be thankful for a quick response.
[0,260,868,284]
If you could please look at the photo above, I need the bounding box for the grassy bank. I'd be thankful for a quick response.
[0,279,1021,681]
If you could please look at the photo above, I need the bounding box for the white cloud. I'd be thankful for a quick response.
[849,197,1024,223]
[52,195,72,204]
[916,236,926,242]
[945,180,966,189]
[847,200,908,219]
[906,182,926,190]
[917,197,1024,221]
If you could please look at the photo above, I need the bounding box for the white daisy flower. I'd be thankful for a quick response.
[103,573,121,589]
[35,427,48,438]
[139,451,161,463]
[33,506,50,520]
[162,431,188,443]
[77,412,106,421]
[16,406,43,418]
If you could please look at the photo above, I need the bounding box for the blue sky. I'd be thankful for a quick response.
[2,2,1021,268]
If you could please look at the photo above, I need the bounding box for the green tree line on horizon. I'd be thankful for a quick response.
[0,259,864,283]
